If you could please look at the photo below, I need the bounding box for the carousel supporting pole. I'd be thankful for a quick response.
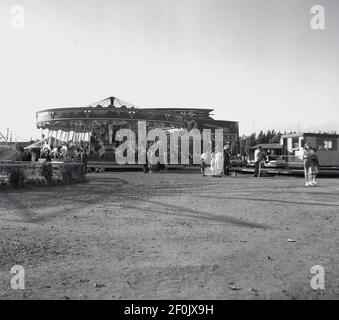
[61,130,66,142]
[76,125,80,142]
[81,124,85,141]
[74,131,78,143]
[51,130,55,145]
[48,131,53,145]
[56,130,61,145]
[108,123,113,145]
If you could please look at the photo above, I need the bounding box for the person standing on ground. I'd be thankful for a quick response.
[200,152,208,176]
[303,142,315,187]
[311,147,319,185]
[254,145,266,177]
[215,151,224,177]
[143,152,149,173]
[223,144,231,176]
[210,151,216,177]
[80,148,89,173]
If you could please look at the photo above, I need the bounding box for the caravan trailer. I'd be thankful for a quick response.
[281,133,339,169]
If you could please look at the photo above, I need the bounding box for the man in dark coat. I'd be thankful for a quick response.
[223,144,231,176]
[254,145,266,177]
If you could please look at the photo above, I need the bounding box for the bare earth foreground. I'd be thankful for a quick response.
[0,171,338,300]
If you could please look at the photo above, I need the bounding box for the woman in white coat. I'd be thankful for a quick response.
[210,152,216,176]
[215,151,224,177]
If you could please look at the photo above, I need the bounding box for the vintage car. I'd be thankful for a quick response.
[264,155,287,168]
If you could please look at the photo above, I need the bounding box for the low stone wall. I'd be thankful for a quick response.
[0,161,86,188]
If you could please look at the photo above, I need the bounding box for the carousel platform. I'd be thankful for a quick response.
[87,161,186,170]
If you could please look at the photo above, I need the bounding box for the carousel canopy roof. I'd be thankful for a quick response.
[35,96,218,131]
[24,137,63,149]
[38,96,214,114]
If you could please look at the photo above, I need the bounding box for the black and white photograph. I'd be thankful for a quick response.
[0,0,339,309]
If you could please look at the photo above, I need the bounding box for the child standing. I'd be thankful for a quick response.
[200,152,208,176]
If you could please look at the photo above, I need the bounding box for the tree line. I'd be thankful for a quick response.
[236,129,283,156]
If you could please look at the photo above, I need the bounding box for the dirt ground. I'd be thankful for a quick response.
[0,170,338,300]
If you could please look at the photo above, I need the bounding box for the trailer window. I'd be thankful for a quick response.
[292,137,299,149]
[317,138,337,151]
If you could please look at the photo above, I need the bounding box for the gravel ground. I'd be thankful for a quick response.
[0,170,338,299]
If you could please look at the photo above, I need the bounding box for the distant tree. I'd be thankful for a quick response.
[239,135,247,156]
[256,131,264,144]
[244,133,257,156]
[268,129,277,143]
[230,142,238,155]
[271,131,282,143]
[239,130,283,156]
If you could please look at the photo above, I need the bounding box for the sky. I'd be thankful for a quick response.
[0,0,338,141]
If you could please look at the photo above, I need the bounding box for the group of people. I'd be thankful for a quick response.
[303,142,319,187]
[254,144,320,187]
[143,150,166,173]
[253,144,320,187]
[21,141,91,173]
[199,143,320,187]
[200,144,231,177]
[39,141,90,163]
